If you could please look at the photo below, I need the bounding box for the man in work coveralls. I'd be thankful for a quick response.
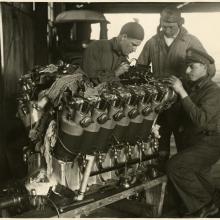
[166,48,220,217]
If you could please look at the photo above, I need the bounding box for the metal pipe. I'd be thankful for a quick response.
[75,155,95,201]
[177,2,191,9]
[0,3,4,75]
[48,2,54,22]
[0,3,5,140]
[90,154,158,177]
[47,2,54,63]
[0,196,23,209]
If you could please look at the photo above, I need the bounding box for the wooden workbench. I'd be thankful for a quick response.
[16,175,167,218]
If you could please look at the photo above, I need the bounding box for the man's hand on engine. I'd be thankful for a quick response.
[165,75,188,99]
[114,62,130,77]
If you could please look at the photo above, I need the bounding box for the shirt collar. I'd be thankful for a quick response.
[164,37,174,47]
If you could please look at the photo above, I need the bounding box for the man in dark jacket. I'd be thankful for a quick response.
[138,6,216,166]
[82,22,145,85]
[165,48,220,217]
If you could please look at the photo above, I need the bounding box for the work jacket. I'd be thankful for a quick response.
[82,37,127,85]
[138,27,216,78]
[179,76,220,148]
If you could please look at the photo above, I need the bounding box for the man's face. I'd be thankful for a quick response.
[119,35,142,56]
[161,21,179,38]
[185,62,207,81]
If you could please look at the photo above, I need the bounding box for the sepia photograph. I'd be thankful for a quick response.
[0,1,220,218]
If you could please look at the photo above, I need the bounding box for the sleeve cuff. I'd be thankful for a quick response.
[181,95,194,112]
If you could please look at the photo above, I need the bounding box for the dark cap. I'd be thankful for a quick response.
[186,48,216,76]
[119,22,145,41]
[160,6,184,25]
[186,48,215,65]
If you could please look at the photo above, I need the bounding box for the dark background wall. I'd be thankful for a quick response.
[0,2,48,182]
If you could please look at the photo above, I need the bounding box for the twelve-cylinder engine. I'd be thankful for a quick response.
[16,62,176,203]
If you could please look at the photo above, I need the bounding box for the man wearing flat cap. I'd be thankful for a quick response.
[137,6,216,171]
[82,22,145,85]
[165,48,220,217]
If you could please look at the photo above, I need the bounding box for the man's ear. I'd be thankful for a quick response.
[201,63,208,72]
[179,17,185,26]
[120,34,128,40]
[201,63,207,69]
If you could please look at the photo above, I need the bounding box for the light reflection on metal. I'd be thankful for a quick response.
[0,3,4,74]
[47,2,54,62]
[177,2,191,9]
[32,2,35,11]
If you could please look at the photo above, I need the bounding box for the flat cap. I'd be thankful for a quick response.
[186,47,216,77]
[186,48,215,65]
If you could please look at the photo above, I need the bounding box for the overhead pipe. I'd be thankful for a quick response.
[177,2,192,9]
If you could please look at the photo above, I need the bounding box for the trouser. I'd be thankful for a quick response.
[166,144,220,214]
[157,109,183,173]
[157,105,183,155]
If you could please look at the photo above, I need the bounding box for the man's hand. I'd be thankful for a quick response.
[165,75,188,99]
[114,62,130,77]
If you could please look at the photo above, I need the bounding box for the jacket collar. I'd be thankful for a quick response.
[190,75,210,92]
[110,37,123,56]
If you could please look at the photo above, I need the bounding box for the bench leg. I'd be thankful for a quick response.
[157,182,167,216]
[145,181,167,217]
